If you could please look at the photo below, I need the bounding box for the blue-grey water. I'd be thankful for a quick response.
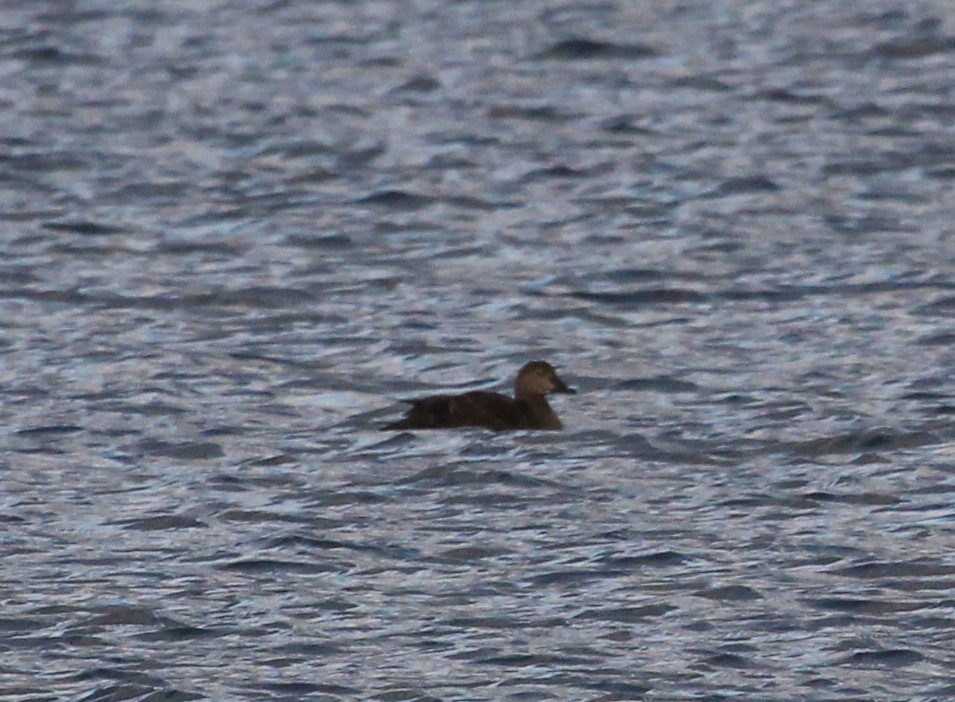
[3,1,955,700]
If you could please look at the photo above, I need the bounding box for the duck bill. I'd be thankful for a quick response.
[553,376,576,394]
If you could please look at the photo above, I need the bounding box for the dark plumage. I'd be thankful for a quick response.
[384,360,575,431]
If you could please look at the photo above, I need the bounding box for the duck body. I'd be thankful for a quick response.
[384,361,575,432]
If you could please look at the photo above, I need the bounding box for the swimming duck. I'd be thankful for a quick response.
[385,360,576,431]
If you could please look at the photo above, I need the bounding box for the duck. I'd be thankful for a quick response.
[384,360,576,431]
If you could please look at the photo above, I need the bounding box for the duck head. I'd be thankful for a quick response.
[514,361,576,400]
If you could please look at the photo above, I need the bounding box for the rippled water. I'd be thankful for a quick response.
[4,0,955,699]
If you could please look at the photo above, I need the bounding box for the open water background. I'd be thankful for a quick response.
[4,1,955,700]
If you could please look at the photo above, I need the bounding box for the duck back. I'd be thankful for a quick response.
[385,390,560,431]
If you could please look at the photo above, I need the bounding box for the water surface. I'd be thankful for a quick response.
[3,1,955,699]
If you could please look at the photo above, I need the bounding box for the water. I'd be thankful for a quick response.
[3,0,955,699]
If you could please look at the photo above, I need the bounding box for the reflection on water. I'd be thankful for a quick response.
[3,0,955,699]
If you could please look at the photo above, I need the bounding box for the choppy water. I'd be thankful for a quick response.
[4,0,955,700]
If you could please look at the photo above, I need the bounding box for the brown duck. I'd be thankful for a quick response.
[385,361,576,431]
